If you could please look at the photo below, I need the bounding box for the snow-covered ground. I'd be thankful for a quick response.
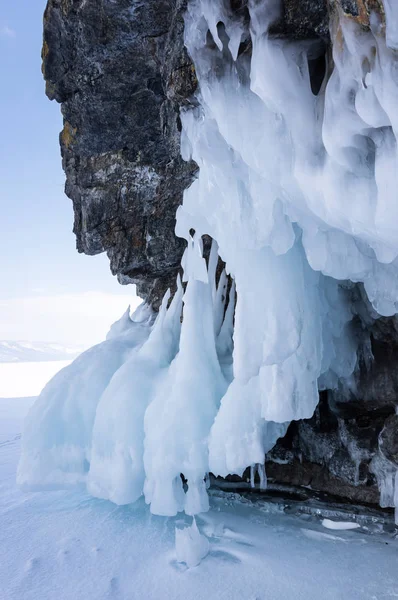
[0,369,397,600]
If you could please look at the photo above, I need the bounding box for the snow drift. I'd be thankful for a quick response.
[18,1,398,520]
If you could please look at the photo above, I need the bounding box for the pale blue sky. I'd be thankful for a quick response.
[0,1,138,344]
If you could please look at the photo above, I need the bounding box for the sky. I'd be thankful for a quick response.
[0,1,140,345]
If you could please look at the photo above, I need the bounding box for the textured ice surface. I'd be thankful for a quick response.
[18,1,398,518]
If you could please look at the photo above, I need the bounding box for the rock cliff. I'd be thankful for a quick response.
[43,0,197,307]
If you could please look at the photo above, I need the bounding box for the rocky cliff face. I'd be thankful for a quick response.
[42,0,397,508]
[43,0,197,307]
[42,0,385,307]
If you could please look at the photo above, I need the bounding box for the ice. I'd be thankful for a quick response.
[144,235,227,516]
[17,305,152,489]
[177,0,398,503]
[175,518,209,568]
[181,0,398,312]
[18,0,398,518]
[322,519,360,531]
[6,407,397,600]
[105,305,133,340]
[87,284,183,505]
[383,0,398,49]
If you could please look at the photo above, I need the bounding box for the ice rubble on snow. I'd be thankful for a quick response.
[18,0,398,519]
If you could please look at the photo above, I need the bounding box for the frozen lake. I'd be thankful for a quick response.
[0,367,397,600]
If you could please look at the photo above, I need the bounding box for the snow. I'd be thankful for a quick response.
[1,391,398,599]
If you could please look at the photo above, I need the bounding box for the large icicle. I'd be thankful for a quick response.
[143,235,227,516]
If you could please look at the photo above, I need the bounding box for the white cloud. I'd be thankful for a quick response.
[0,25,16,38]
[0,291,141,345]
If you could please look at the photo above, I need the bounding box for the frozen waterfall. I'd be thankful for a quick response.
[18,0,398,520]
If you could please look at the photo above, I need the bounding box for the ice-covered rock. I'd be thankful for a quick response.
[20,0,398,519]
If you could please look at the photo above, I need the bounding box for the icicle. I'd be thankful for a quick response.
[258,463,267,491]
[370,452,396,508]
[383,0,398,50]
[87,282,184,506]
[250,465,255,489]
[143,234,227,516]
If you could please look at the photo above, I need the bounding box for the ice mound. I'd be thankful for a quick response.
[18,1,398,520]
[175,518,209,568]
[17,306,154,490]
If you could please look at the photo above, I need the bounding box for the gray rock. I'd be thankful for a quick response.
[43,0,197,308]
[379,415,398,467]
[265,391,392,504]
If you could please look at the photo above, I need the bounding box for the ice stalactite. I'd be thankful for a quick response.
[180,0,398,313]
[18,0,398,517]
[143,235,228,516]
[174,0,398,505]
